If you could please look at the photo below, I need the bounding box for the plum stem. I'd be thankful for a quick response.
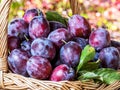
[37,9,40,16]
[37,9,44,17]
[8,49,11,54]
[61,39,67,44]
[24,34,29,41]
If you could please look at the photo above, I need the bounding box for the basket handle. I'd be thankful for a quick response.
[69,0,80,14]
[0,0,12,72]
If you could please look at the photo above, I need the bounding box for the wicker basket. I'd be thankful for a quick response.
[0,0,120,90]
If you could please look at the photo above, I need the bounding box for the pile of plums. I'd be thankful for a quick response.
[8,8,120,81]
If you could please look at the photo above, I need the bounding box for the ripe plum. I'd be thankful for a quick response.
[89,28,110,51]
[50,64,75,81]
[99,47,120,69]
[26,56,52,79]
[68,15,91,38]
[8,49,29,76]
[8,36,20,51]
[8,18,29,40]
[31,38,56,61]
[60,41,82,68]
[29,16,50,39]
[23,8,44,23]
[48,28,72,48]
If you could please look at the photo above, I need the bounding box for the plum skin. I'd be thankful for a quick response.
[48,28,72,48]
[99,47,120,70]
[50,64,75,81]
[21,40,31,51]
[8,36,20,52]
[89,28,111,51]
[8,49,29,76]
[49,21,66,31]
[29,16,50,39]
[26,56,52,79]
[68,15,91,38]
[60,41,82,68]
[8,18,29,40]
[21,40,32,56]
[23,8,44,23]
[72,37,88,49]
[31,38,56,61]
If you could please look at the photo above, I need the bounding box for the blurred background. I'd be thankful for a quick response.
[7,0,120,41]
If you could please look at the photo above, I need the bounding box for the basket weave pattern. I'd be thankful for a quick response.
[0,0,120,89]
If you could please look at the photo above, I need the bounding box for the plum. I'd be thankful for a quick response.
[8,18,29,40]
[89,28,111,51]
[99,47,120,69]
[8,49,29,76]
[93,52,100,61]
[23,8,44,23]
[21,40,31,51]
[29,16,50,39]
[50,64,75,81]
[26,56,52,79]
[111,40,120,53]
[21,40,32,56]
[8,36,20,52]
[111,40,120,47]
[72,37,88,49]
[117,47,120,52]
[31,38,56,61]
[68,15,91,38]
[48,28,72,48]
[60,41,82,68]
[53,59,63,68]
[51,53,63,68]
[49,21,66,31]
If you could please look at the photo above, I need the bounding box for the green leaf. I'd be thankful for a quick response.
[76,45,95,73]
[94,68,120,84]
[80,60,100,71]
[78,72,100,80]
[78,68,120,84]
[45,11,68,26]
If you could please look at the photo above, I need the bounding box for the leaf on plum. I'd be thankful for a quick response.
[45,11,68,26]
[76,45,95,73]
[80,60,100,71]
